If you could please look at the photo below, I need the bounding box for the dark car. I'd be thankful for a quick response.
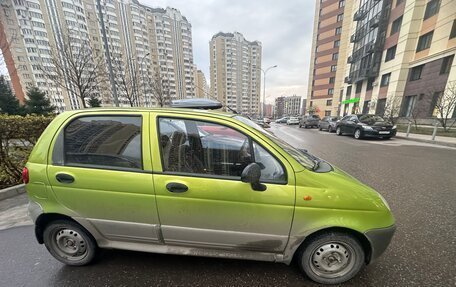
[318,116,341,132]
[299,115,320,128]
[336,114,397,139]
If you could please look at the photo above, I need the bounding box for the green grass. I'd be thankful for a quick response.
[397,125,456,138]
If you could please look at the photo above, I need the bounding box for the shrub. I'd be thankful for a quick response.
[0,114,54,189]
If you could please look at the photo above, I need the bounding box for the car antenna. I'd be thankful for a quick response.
[194,84,238,114]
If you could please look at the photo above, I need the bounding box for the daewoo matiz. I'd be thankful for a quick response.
[24,100,395,284]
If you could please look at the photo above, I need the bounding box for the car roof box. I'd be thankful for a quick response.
[171,98,223,110]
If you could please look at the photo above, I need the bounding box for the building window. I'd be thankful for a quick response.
[64,116,143,170]
[326,99,333,106]
[331,65,337,72]
[440,55,454,74]
[325,110,331,116]
[430,92,443,117]
[310,101,313,107]
[337,13,344,22]
[339,0,345,8]
[450,20,456,39]
[334,40,340,47]
[366,77,374,91]
[375,99,387,116]
[400,95,417,117]
[328,88,334,95]
[355,83,362,94]
[362,100,370,114]
[380,73,391,87]
[424,0,440,20]
[416,31,433,52]
[332,53,339,60]
[329,77,335,84]
[335,27,342,35]
[346,85,352,96]
[385,45,397,62]
[410,65,424,81]
[391,16,402,36]
[396,0,404,6]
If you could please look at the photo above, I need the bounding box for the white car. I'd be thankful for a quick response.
[286,117,300,125]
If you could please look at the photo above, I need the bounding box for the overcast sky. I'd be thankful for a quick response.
[144,0,315,103]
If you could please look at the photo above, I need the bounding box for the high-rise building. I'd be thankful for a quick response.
[274,96,285,118]
[307,0,354,118]
[193,66,208,98]
[210,32,262,116]
[308,0,456,121]
[283,95,302,116]
[0,0,195,111]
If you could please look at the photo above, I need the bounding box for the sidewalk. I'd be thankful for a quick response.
[396,132,456,147]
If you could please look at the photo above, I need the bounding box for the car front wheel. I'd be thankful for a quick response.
[328,126,333,133]
[43,220,97,266]
[336,127,342,135]
[298,232,365,285]
[354,128,363,139]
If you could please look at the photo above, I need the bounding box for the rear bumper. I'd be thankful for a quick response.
[364,224,396,263]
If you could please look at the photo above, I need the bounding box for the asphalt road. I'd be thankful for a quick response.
[1,124,455,286]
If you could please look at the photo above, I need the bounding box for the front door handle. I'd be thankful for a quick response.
[56,173,74,184]
[166,182,188,193]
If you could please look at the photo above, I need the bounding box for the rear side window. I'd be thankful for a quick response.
[64,116,142,170]
[158,118,286,183]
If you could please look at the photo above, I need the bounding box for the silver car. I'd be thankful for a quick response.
[318,116,341,132]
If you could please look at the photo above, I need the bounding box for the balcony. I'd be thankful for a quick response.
[347,56,354,64]
[344,76,353,84]
[350,34,359,43]
[369,14,381,28]
[364,41,375,54]
[353,9,368,21]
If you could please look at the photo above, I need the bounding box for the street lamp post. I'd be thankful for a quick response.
[259,65,277,118]
[139,52,150,107]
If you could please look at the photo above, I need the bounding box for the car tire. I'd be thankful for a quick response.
[319,126,322,131]
[297,231,365,285]
[43,220,98,266]
[299,124,302,128]
[328,126,333,133]
[354,128,363,140]
[383,136,392,140]
[336,127,342,136]
[304,125,308,129]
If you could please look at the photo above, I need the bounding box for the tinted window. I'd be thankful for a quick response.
[64,116,142,170]
[359,115,385,124]
[159,118,285,182]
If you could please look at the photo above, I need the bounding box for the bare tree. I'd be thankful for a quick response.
[42,33,105,108]
[383,95,402,124]
[429,81,456,132]
[111,56,142,107]
[149,72,170,107]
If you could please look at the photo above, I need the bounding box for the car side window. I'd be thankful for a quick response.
[349,116,358,122]
[341,116,350,121]
[64,116,142,170]
[158,118,286,183]
[253,142,286,182]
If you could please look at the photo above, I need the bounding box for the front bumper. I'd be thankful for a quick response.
[363,129,397,138]
[364,224,396,263]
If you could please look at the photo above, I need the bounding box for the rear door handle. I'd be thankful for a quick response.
[56,173,74,184]
[166,182,188,193]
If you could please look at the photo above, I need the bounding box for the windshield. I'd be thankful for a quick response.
[234,115,267,132]
[359,115,385,124]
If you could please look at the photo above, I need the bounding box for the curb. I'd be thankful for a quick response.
[0,184,26,201]
[395,136,456,148]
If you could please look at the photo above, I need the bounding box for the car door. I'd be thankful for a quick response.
[339,116,350,133]
[47,112,161,243]
[151,114,295,253]
[346,115,359,134]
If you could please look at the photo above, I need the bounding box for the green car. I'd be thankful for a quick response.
[24,104,395,285]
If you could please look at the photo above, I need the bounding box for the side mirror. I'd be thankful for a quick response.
[241,163,266,192]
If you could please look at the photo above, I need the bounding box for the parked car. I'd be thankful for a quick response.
[286,117,300,125]
[263,118,271,124]
[275,117,289,123]
[318,116,341,132]
[336,114,397,139]
[24,101,395,285]
[299,115,321,128]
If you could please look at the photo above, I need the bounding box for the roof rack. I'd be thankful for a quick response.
[170,98,223,110]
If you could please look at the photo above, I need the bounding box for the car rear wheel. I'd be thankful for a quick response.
[318,126,322,131]
[354,129,363,139]
[336,127,342,136]
[43,220,97,266]
[304,124,308,129]
[328,126,333,133]
[298,232,365,285]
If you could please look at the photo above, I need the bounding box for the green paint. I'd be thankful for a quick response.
[341,97,361,104]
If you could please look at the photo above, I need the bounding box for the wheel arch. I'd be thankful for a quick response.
[292,227,372,264]
[35,213,93,244]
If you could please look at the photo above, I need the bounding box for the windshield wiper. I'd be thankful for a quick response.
[299,149,322,170]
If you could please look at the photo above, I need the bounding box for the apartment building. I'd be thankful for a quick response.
[274,95,303,118]
[210,32,262,116]
[309,0,456,120]
[0,0,195,110]
[193,66,209,98]
[274,96,285,118]
[307,0,355,117]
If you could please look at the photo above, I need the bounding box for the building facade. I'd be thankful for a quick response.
[309,0,456,120]
[210,32,262,116]
[0,0,195,111]
[193,66,208,98]
[274,95,302,118]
